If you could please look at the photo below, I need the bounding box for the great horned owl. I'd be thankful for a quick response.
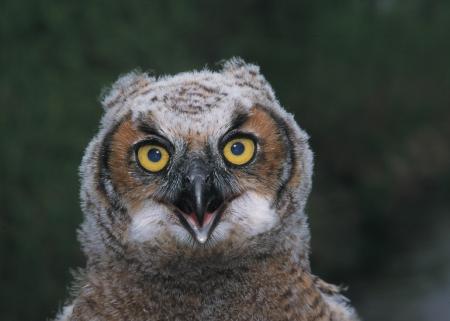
[55,58,359,321]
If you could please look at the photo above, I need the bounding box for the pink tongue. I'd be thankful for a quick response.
[185,212,215,227]
[185,213,199,227]
[203,212,214,226]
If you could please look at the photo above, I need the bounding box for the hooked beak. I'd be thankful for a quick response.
[173,161,224,244]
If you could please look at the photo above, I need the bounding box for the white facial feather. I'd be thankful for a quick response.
[228,191,279,236]
[128,192,278,246]
[128,201,172,243]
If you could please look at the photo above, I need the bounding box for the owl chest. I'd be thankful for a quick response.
[72,270,329,321]
[133,276,283,321]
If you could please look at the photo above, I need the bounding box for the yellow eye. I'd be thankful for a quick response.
[136,144,170,172]
[223,137,256,166]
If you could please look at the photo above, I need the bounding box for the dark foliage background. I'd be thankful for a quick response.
[1,1,449,320]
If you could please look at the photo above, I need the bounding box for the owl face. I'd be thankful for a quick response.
[109,104,288,246]
[81,59,312,260]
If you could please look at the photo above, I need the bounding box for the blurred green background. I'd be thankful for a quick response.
[1,1,449,320]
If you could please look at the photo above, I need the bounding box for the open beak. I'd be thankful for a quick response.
[173,161,224,244]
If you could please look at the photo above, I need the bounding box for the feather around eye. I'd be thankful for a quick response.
[137,144,170,172]
[223,137,256,166]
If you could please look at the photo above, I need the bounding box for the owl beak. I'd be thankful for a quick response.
[174,162,224,244]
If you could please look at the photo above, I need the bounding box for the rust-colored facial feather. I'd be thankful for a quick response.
[105,105,290,216]
[234,106,288,197]
[108,117,158,211]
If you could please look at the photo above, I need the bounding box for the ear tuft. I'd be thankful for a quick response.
[221,57,261,78]
[100,70,155,110]
[221,57,276,102]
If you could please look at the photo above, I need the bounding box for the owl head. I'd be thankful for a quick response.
[79,58,313,268]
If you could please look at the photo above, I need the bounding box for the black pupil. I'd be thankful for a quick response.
[231,142,245,155]
[148,148,162,162]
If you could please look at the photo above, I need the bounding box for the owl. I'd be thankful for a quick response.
[54,58,359,321]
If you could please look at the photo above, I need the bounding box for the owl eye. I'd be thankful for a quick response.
[223,137,256,166]
[136,144,170,172]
